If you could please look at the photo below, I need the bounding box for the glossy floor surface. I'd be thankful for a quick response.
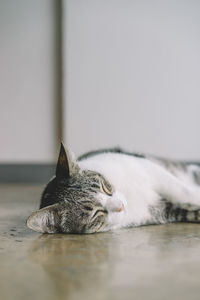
[1,184,200,300]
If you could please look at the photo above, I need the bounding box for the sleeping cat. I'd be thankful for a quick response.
[27,143,200,234]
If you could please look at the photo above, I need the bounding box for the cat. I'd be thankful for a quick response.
[27,143,200,234]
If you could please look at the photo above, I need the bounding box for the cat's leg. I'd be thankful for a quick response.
[155,164,200,207]
[149,165,200,223]
[150,198,200,224]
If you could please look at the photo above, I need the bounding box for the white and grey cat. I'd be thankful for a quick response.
[27,143,200,234]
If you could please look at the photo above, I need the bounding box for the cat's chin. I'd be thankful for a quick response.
[106,209,126,229]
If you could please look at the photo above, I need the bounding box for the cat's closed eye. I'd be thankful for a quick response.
[101,180,113,196]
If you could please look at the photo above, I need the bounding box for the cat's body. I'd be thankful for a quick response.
[78,149,200,228]
[27,144,200,234]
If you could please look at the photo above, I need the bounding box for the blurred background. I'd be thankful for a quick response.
[0,0,200,182]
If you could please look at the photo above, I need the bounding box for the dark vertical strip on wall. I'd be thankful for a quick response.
[55,0,63,143]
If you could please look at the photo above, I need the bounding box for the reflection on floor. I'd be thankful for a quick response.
[1,184,200,300]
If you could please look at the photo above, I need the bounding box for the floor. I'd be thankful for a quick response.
[1,185,200,300]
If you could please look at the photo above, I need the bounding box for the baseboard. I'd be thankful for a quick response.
[0,164,56,183]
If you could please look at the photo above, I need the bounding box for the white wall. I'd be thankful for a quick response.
[0,0,58,163]
[63,0,200,160]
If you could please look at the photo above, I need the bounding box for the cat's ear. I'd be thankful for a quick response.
[56,142,76,179]
[26,204,60,233]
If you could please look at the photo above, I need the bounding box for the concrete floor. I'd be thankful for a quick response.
[1,185,200,300]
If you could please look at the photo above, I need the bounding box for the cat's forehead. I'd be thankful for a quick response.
[80,169,103,181]
[47,169,101,186]
[43,169,103,200]
[41,171,103,209]
[59,169,104,187]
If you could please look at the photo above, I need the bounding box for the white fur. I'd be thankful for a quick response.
[78,153,200,231]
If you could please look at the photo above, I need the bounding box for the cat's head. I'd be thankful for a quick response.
[27,143,126,234]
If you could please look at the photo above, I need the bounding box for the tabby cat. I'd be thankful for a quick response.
[27,143,200,234]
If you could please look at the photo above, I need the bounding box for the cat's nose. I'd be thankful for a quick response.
[106,199,125,213]
[110,203,124,212]
[115,203,124,212]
